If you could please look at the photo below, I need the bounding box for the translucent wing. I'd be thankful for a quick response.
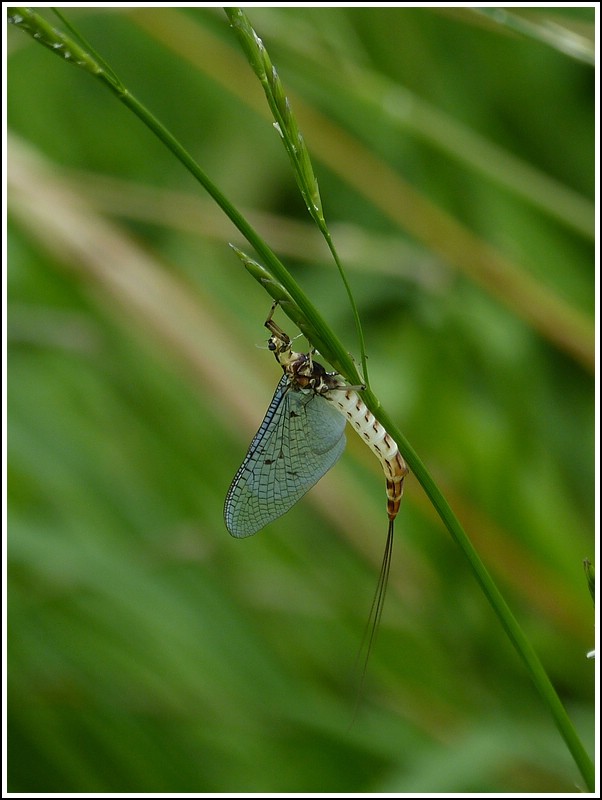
[224,374,347,537]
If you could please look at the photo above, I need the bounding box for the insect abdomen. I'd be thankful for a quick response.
[331,389,408,520]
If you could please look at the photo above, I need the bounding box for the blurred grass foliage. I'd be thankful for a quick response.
[7,6,594,793]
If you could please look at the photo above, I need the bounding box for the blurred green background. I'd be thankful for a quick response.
[7,6,595,793]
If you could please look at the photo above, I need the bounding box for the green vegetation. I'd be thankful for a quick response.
[7,6,594,792]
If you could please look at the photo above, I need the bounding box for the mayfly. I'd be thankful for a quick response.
[224,305,408,663]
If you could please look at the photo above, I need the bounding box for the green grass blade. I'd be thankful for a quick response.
[225,7,369,385]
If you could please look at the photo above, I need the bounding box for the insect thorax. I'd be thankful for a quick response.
[268,334,340,396]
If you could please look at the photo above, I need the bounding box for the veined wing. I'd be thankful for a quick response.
[224,374,347,537]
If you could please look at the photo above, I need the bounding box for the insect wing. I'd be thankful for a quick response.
[224,375,347,537]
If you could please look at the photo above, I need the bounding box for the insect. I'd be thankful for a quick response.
[224,305,408,664]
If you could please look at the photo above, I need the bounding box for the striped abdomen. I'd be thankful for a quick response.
[329,388,408,520]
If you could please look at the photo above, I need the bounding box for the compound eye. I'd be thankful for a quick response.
[268,339,276,351]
